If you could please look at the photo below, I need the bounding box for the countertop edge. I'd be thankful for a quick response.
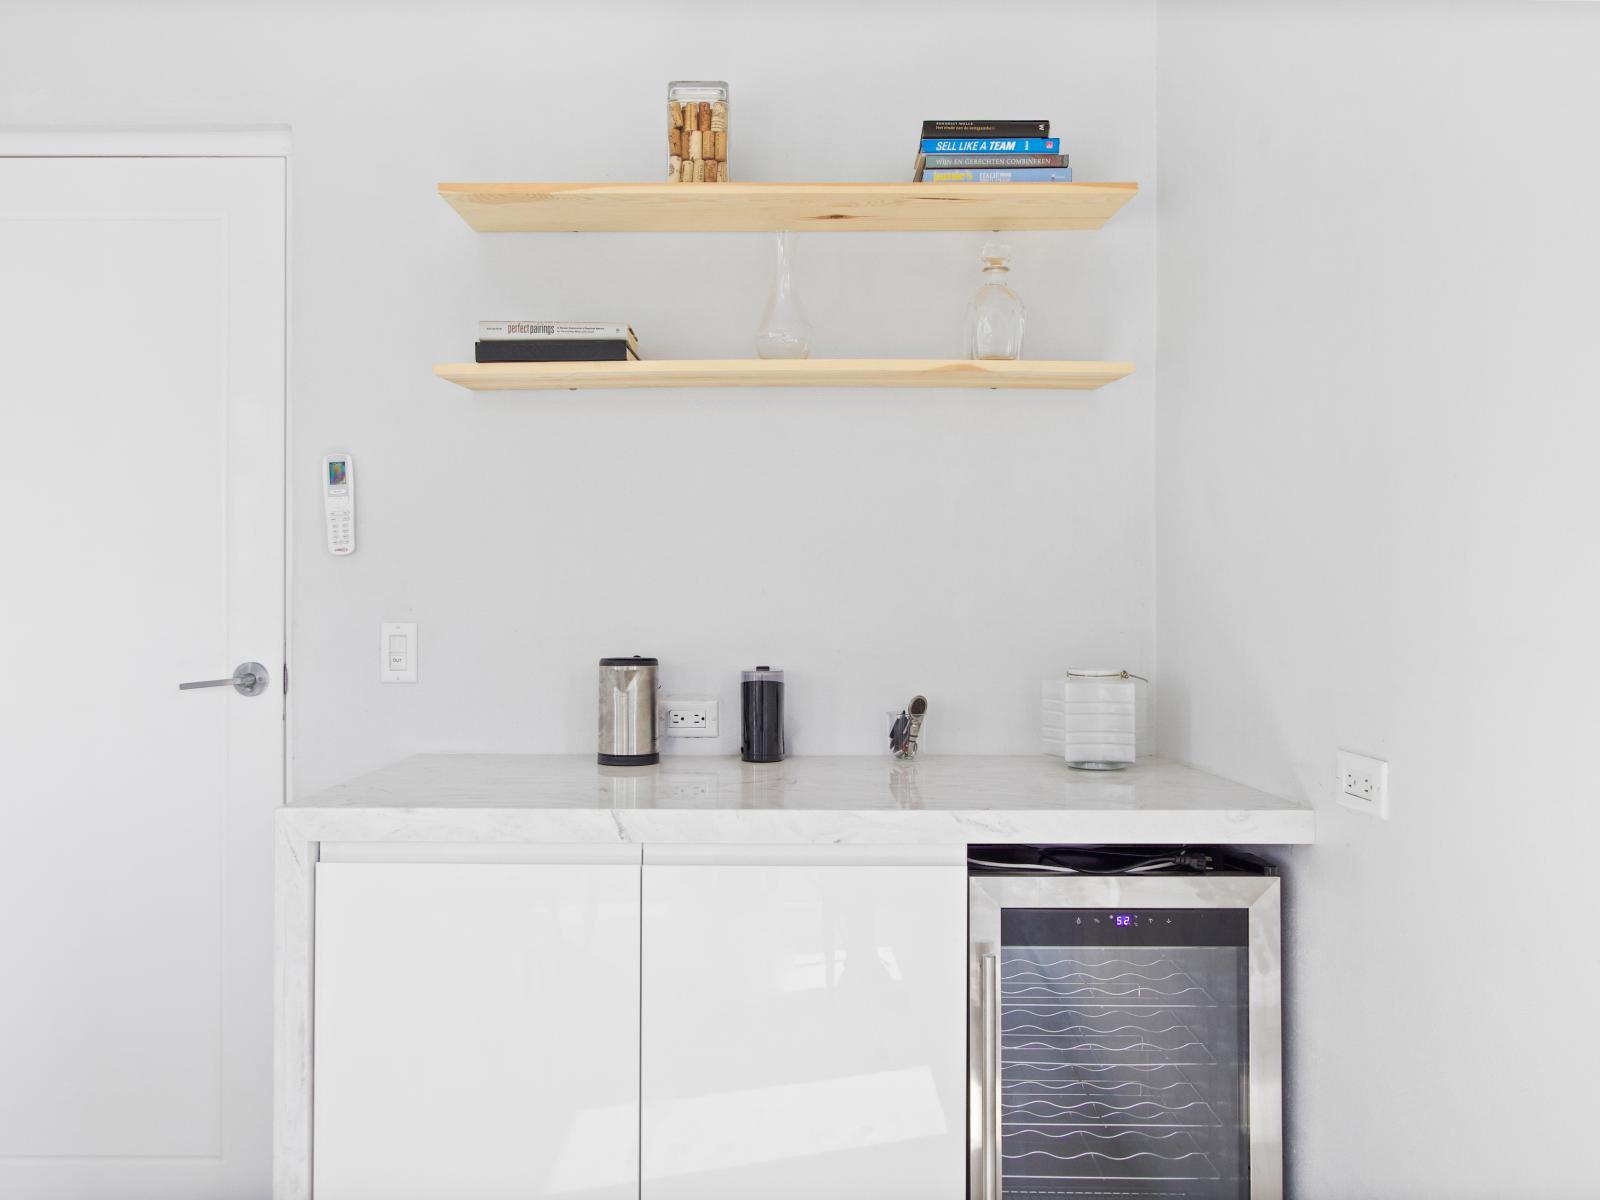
[276,805,1315,846]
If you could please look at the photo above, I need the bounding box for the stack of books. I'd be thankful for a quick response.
[913,119,1070,183]
[474,321,639,363]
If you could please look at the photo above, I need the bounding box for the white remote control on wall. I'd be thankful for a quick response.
[323,453,355,555]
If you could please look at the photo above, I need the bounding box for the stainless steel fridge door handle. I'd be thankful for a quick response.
[178,661,269,697]
[981,952,1001,1200]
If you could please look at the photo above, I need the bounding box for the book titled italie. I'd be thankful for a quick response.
[925,167,1074,183]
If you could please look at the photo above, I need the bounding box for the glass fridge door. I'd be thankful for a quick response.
[970,877,1281,1200]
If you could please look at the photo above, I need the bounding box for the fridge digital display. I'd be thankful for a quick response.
[997,908,1250,1199]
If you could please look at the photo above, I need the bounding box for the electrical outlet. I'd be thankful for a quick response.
[661,700,718,738]
[1337,750,1388,818]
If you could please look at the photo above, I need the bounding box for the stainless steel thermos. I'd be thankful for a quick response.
[598,656,659,766]
[740,666,784,763]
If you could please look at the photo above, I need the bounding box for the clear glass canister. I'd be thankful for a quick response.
[967,240,1026,360]
[667,81,728,183]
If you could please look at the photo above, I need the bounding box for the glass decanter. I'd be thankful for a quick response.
[966,241,1025,360]
[755,231,812,359]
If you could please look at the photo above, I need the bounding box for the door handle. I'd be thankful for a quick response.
[178,661,269,696]
[980,952,1001,1200]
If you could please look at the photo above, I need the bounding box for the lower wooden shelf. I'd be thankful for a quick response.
[433,358,1134,392]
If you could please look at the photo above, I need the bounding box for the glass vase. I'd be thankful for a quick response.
[755,231,811,359]
[966,240,1025,360]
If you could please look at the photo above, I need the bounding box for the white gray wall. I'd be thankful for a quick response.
[1155,2,1600,1195]
[0,0,1159,792]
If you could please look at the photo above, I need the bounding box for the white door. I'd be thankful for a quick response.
[640,847,968,1200]
[312,855,643,1200]
[0,150,285,1199]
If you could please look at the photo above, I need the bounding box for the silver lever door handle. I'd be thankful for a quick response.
[980,952,1001,1200]
[179,661,269,697]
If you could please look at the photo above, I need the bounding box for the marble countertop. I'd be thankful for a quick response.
[284,754,1313,845]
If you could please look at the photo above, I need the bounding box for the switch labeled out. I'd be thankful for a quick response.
[381,622,418,683]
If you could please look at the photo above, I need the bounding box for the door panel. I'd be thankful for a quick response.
[640,851,967,1199]
[313,860,643,1200]
[0,155,284,1197]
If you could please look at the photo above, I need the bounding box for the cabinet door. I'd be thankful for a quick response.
[640,846,967,1200]
[313,855,641,1200]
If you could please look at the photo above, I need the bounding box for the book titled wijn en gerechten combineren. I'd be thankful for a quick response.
[921,153,1068,169]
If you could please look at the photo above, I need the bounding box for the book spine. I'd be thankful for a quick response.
[478,321,635,340]
[919,138,1060,154]
[924,168,1075,183]
[921,153,1068,169]
[921,119,1050,138]
[474,340,638,363]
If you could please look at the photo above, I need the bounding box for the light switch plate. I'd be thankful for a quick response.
[1337,749,1388,818]
[381,622,417,683]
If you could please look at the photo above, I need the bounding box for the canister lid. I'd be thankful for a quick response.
[600,656,658,666]
[742,666,783,682]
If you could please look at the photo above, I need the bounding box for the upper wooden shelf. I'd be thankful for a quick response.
[438,181,1139,233]
[433,358,1134,392]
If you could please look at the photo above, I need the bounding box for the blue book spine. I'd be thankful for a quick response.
[919,137,1061,154]
[924,167,1075,183]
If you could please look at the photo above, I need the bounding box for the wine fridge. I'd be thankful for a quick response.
[969,852,1282,1199]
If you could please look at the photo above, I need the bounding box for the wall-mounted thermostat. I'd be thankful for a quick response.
[323,453,355,555]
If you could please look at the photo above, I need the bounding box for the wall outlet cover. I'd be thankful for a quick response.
[1337,749,1388,818]
[661,699,718,737]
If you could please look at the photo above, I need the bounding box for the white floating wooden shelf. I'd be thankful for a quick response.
[438,181,1138,233]
[433,359,1134,392]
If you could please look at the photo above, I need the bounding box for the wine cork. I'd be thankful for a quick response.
[668,90,728,182]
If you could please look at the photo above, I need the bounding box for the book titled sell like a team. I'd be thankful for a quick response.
[920,137,1060,154]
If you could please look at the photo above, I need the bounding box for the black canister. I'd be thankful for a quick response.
[740,666,785,763]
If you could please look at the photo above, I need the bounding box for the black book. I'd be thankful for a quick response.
[920,119,1050,138]
[475,339,638,363]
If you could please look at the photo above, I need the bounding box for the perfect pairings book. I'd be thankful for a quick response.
[475,339,638,363]
[478,320,636,342]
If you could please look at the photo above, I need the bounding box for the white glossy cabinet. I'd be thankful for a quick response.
[639,846,967,1200]
[312,854,641,1200]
